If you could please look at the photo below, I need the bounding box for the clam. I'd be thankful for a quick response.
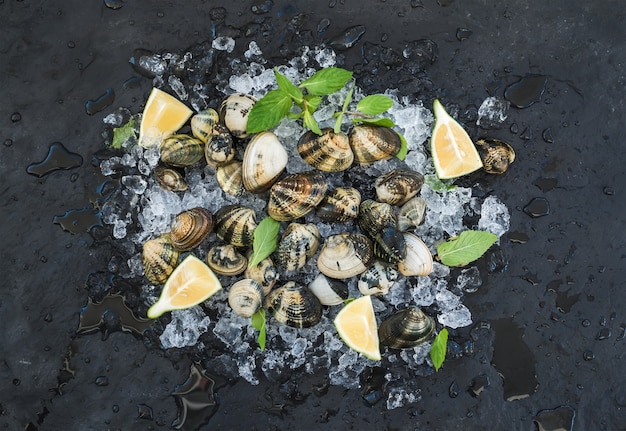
[265,281,323,328]
[349,124,401,164]
[374,169,424,206]
[160,134,205,167]
[358,199,396,238]
[206,244,247,276]
[244,255,279,295]
[378,307,435,349]
[154,166,188,192]
[297,128,354,172]
[476,138,516,174]
[216,160,244,197]
[142,234,179,284]
[214,204,257,247]
[317,233,374,279]
[357,261,399,296]
[204,123,235,168]
[308,273,349,306]
[397,197,426,232]
[315,187,361,223]
[228,278,264,318]
[372,225,407,264]
[242,131,288,193]
[268,171,329,222]
[219,93,257,139]
[170,207,214,251]
[274,223,321,271]
[191,108,219,143]
[397,232,433,277]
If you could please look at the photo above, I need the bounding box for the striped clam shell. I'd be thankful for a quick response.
[190,108,219,143]
[397,232,433,277]
[265,281,323,328]
[206,244,247,276]
[274,223,321,271]
[204,123,235,168]
[160,134,205,167]
[358,199,397,238]
[315,187,361,223]
[142,234,179,285]
[170,207,214,251]
[374,169,424,206]
[297,128,354,172]
[214,204,257,247]
[244,254,279,295]
[219,93,257,139]
[378,307,435,349]
[317,233,374,279]
[228,279,264,318]
[242,131,288,193]
[216,160,244,197]
[268,171,329,222]
[349,124,401,165]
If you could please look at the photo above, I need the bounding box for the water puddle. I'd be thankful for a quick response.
[26,142,83,177]
[85,88,115,115]
[172,362,223,430]
[523,197,550,217]
[329,25,366,50]
[77,294,152,340]
[504,74,547,108]
[53,208,103,234]
[533,405,575,431]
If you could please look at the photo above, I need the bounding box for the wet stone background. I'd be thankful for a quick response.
[1,0,625,430]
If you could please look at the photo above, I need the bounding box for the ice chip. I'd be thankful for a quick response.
[122,175,148,195]
[212,36,235,53]
[478,195,510,239]
[291,337,308,357]
[438,303,472,328]
[456,266,482,293]
[160,307,211,349]
[476,96,509,129]
[168,75,188,101]
[245,41,263,58]
[386,387,422,410]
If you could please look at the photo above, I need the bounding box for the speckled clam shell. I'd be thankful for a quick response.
[216,160,244,197]
[397,232,433,277]
[219,93,257,139]
[214,204,257,247]
[228,279,264,318]
[191,108,219,143]
[160,134,205,167]
[244,255,279,295]
[358,199,397,238]
[378,307,435,349]
[307,273,349,306]
[297,128,354,172]
[204,123,235,168]
[476,138,516,174]
[268,171,329,222]
[372,225,407,264]
[397,197,426,232]
[316,187,361,223]
[154,166,188,192]
[374,169,424,206]
[349,124,401,165]
[206,244,247,276]
[142,234,179,285]
[170,207,214,251]
[317,233,374,279]
[274,223,321,271]
[242,131,288,193]
[357,261,399,296]
[265,281,322,328]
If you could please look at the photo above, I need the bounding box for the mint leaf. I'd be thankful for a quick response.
[353,117,395,128]
[430,328,448,372]
[424,174,457,193]
[248,216,280,268]
[246,90,292,134]
[251,308,267,351]
[396,132,408,161]
[303,109,322,135]
[299,68,353,96]
[342,85,354,112]
[275,68,303,103]
[357,95,393,116]
[110,118,136,149]
[437,230,498,267]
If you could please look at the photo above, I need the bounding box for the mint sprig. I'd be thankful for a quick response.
[110,117,136,149]
[436,230,498,267]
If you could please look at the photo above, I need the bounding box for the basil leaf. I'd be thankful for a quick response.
[303,95,322,113]
[246,90,292,134]
[357,95,393,116]
[424,174,457,193]
[299,67,353,96]
[274,68,303,103]
[303,109,322,135]
[251,308,267,351]
[430,328,448,372]
[248,216,280,268]
[437,230,498,267]
[353,117,395,128]
[396,132,408,160]
[110,118,136,149]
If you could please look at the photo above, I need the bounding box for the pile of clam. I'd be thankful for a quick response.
[142,93,446,351]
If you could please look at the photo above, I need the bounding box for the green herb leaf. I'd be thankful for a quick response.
[246,90,292,134]
[396,132,408,161]
[357,95,393,116]
[437,230,498,267]
[343,297,355,305]
[248,216,280,268]
[299,67,353,96]
[110,118,136,149]
[251,308,267,351]
[424,174,457,192]
[342,85,354,112]
[304,95,322,113]
[353,117,395,128]
[303,109,322,135]
[287,111,303,120]
[430,328,448,372]
[274,68,303,103]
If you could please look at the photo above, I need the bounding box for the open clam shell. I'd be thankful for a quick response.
[242,131,288,193]
[349,124,401,164]
[214,204,257,247]
[397,232,433,277]
[170,207,214,251]
[317,233,374,279]
[142,234,179,285]
[268,171,329,222]
[206,244,247,276]
[297,128,354,172]
[378,307,435,349]
[274,223,321,271]
[308,273,349,306]
[374,169,424,206]
[265,281,323,328]
[228,278,264,318]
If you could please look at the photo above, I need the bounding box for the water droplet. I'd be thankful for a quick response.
[603,187,614,196]
[596,327,611,340]
[542,127,554,143]
[509,122,519,134]
[95,376,109,386]
[504,74,547,108]
[317,18,331,35]
[581,319,591,327]
[582,350,594,361]
[112,404,120,413]
[250,0,273,14]
[103,0,124,10]
[70,172,79,182]
[172,363,219,430]
[329,25,366,50]
[328,0,337,7]
[508,232,529,244]
[78,294,152,339]
[519,127,533,140]
[448,381,459,398]
[137,404,153,420]
[534,177,558,192]
[11,112,21,122]
[85,88,115,115]
[410,0,423,7]
[122,76,142,89]
[523,197,550,217]
[27,142,83,177]
[53,208,102,234]
[456,28,472,41]
[3,138,13,147]
[437,0,454,6]
[533,405,575,431]
[469,374,489,397]
[156,11,164,18]
[40,256,48,263]
[67,41,75,48]
[380,33,388,42]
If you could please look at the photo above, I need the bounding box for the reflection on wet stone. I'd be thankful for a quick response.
[103,0,124,10]
[504,74,547,108]
[330,25,366,50]
[26,142,83,177]
[468,374,489,397]
[523,197,550,217]
[455,28,472,41]
[533,405,575,431]
[172,363,220,430]
[53,208,103,234]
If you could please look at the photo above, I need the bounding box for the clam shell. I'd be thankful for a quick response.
[204,123,235,168]
[357,261,399,296]
[160,134,205,167]
[372,225,407,264]
[142,234,179,284]
[397,232,433,277]
[268,171,329,222]
[476,138,516,174]
[378,307,435,349]
[374,169,424,206]
[316,187,361,223]
[154,166,188,192]
[214,204,257,247]
[191,108,219,143]
[219,93,257,139]
[349,124,401,165]
[317,233,374,279]
[228,279,264,318]
[242,131,288,193]
[308,273,349,306]
[397,197,426,232]
[274,223,321,271]
[265,281,322,328]
[216,160,244,197]
[244,255,279,295]
[297,128,354,172]
[170,207,214,251]
[206,244,247,276]
[358,199,396,238]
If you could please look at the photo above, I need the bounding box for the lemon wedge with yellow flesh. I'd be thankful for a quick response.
[431,99,483,179]
[139,88,193,148]
[147,255,222,319]
[334,296,381,361]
